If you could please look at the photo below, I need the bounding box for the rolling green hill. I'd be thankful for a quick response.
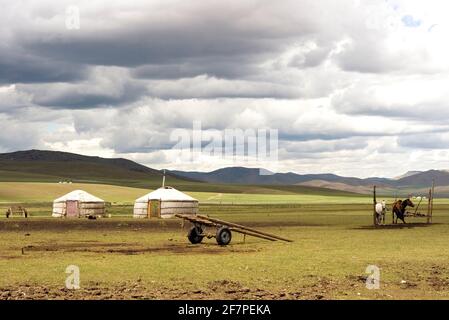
[0,182,369,205]
[0,149,188,187]
[0,150,361,197]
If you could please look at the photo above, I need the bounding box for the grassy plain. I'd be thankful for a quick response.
[0,181,448,300]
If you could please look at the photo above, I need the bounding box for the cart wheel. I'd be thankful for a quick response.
[216,227,232,245]
[188,226,204,244]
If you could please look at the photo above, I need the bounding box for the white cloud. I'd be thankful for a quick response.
[1,0,449,177]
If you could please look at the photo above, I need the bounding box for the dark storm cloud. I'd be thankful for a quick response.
[132,64,206,80]
[14,0,309,82]
[131,60,259,80]
[0,1,398,112]
[35,88,145,109]
[25,81,147,109]
[1,0,348,89]
[0,0,363,105]
[23,29,278,69]
[0,48,88,84]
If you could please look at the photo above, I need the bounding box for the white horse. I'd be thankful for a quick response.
[375,200,387,225]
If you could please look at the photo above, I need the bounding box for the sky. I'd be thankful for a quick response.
[1,0,449,178]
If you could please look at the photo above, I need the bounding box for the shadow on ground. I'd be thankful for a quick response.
[354,222,442,230]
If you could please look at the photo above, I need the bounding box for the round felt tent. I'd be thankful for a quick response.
[52,190,106,218]
[133,186,198,219]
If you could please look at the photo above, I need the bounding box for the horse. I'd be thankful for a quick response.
[375,200,387,225]
[392,198,415,224]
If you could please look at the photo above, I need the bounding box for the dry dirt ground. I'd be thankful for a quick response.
[2,276,448,300]
[0,278,384,300]
[0,217,312,231]
[2,218,449,300]
[17,241,261,256]
[2,239,449,300]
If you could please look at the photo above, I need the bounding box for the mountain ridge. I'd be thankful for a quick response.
[0,149,160,174]
[0,149,195,188]
[171,166,395,187]
[0,150,362,196]
[0,150,447,195]
[171,166,447,189]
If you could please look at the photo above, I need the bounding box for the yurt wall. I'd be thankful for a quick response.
[160,201,198,217]
[79,202,106,216]
[52,202,66,218]
[133,201,148,218]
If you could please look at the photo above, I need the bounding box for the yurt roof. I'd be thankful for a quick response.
[136,186,198,202]
[54,190,105,203]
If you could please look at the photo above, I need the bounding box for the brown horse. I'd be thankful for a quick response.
[392,199,415,224]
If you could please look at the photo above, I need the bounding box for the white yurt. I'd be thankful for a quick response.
[133,186,198,219]
[52,190,106,218]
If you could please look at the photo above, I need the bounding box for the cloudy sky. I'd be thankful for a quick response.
[1,0,449,178]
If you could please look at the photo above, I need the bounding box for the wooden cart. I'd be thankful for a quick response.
[175,214,293,245]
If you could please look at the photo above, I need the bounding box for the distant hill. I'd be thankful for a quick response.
[395,170,449,187]
[172,167,449,196]
[394,171,422,180]
[0,150,361,196]
[3,150,449,196]
[0,149,160,174]
[297,180,378,194]
[0,149,192,188]
[171,167,393,187]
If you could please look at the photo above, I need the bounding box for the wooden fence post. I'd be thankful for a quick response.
[427,187,431,224]
[373,186,377,227]
[429,180,435,224]
[392,191,397,224]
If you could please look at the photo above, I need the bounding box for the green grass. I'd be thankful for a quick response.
[0,182,147,204]
[0,181,442,219]
[0,201,448,299]
[0,181,369,207]
[0,181,447,299]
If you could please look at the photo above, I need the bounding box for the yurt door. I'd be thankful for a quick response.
[66,200,79,217]
[148,200,161,218]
